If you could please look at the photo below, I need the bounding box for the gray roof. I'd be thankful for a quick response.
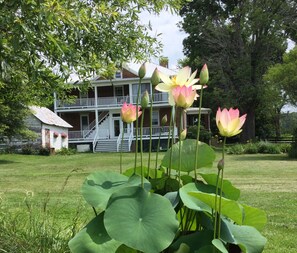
[30,106,72,128]
[122,62,178,78]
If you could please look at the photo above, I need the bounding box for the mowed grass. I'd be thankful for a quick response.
[0,152,297,252]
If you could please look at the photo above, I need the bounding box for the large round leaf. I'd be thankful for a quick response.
[179,183,213,213]
[161,139,216,172]
[241,204,267,231]
[81,171,129,210]
[188,191,243,225]
[198,172,240,200]
[221,219,267,253]
[104,186,179,253]
[68,213,121,253]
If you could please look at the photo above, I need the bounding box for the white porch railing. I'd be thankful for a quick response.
[56,96,129,109]
[56,93,169,110]
[69,128,109,141]
[131,93,168,104]
[134,126,170,137]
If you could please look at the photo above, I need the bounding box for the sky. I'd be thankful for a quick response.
[140,10,187,69]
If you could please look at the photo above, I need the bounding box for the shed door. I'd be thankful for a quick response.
[45,128,50,147]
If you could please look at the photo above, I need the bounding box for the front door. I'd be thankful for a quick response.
[113,118,121,137]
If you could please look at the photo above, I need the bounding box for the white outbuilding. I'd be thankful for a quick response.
[27,106,73,151]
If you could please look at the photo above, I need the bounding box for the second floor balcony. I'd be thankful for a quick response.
[55,93,169,110]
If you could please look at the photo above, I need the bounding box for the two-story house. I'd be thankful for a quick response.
[54,62,211,152]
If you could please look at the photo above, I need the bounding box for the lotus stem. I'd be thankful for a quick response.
[194,86,204,179]
[134,78,142,172]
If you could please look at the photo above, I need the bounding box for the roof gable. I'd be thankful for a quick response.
[30,106,72,128]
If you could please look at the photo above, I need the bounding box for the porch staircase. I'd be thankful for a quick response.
[84,111,109,139]
[94,139,130,152]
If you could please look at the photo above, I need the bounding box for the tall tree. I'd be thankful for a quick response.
[180,0,297,140]
[0,0,181,139]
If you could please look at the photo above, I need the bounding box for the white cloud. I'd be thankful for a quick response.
[140,10,187,69]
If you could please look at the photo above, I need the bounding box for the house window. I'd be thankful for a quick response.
[114,86,124,97]
[152,111,159,126]
[115,71,122,79]
[81,114,89,130]
[132,83,151,103]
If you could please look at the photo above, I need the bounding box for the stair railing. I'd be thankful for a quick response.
[128,128,134,152]
[92,130,99,153]
[116,131,123,152]
[84,111,109,138]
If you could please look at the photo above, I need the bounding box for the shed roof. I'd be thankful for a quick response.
[30,106,72,128]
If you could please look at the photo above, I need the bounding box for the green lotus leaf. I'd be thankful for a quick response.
[68,213,121,253]
[127,174,151,191]
[81,171,129,210]
[198,172,240,200]
[212,239,228,253]
[241,204,267,231]
[179,183,213,213]
[161,139,216,172]
[221,219,267,253]
[170,230,213,253]
[104,186,179,253]
[188,191,243,225]
[123,166,163,178]
[174,243,190,253]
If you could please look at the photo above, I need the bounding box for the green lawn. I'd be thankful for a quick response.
[0,152,296,252]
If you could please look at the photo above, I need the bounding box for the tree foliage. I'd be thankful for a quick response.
[264,46,297,105]
[0,0,181,138]
[180,0,297,140]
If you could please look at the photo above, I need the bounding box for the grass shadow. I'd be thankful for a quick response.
[0,159,18,165]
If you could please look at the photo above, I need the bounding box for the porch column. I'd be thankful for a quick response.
[129,83,133,104]
[94,86,99,138]
[94,85,98,107]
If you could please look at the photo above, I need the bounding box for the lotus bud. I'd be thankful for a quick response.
[217,159,224,171]
[141,90,150,108]
[161,114,168,126]
[138,62,147,79]
[151,68,160,86]
[199,64,209,85]
[180,129,187,141]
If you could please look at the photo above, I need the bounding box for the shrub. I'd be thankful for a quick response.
[187,125,211,143]
[257,141,281,154]
[226,144,245,155]
[278,143,291,153]
[56,147,77,155]
[38,146,51,156]
[21,144,36,155]
[289,128,297,158]
[244,143,259,154]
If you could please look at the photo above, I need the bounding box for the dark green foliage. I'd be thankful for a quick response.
[227,142,286,155]
[187,125,211,143]
[226,144,245,155]
[244,143,259,154]
[257,142,281,154]
[56,147,77,156]
[0,0,179,138]
[180,0,297,140]
[38,146,51,156]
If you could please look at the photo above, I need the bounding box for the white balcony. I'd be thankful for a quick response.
[56,93,169,110]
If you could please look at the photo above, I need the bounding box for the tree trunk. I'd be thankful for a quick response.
[241,108,255,142]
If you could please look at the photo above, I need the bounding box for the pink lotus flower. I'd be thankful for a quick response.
[171,85,198,108]
[155,66,202,106]
[121,102,142,123]
[216,108,247,137]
